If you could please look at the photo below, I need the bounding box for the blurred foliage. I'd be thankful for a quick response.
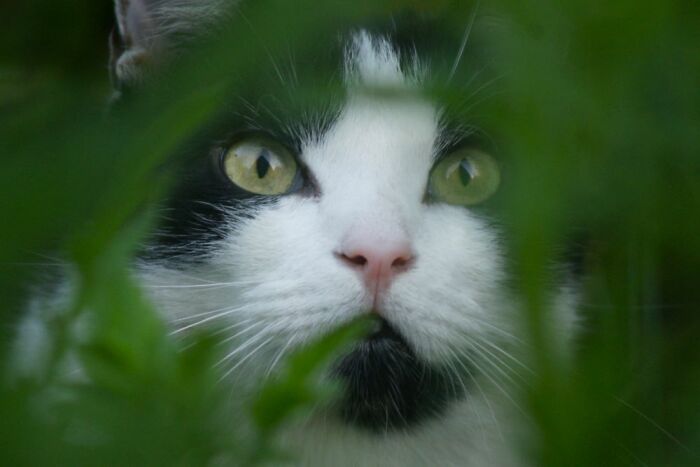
[1,0,699,466]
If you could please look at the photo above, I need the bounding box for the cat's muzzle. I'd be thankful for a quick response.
[331,317,466,431]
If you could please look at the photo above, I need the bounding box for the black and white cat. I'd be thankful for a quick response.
[13,1,580,465]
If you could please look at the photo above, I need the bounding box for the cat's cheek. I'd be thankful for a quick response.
[217,198,368,318]
[381,206,509,362]
[222,199,336,274]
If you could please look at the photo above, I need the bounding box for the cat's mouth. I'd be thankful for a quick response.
[331,317,466,432]
[364,314,406,344]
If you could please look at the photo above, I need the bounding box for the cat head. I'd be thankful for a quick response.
[112,0,578,431]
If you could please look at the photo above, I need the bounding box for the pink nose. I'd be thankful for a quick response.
[336,240,415,298]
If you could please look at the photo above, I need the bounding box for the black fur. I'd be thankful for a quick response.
[333,318,467,431]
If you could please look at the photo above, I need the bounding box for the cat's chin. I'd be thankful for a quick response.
[331,317,466,432]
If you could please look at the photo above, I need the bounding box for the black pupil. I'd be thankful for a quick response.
[459,159,474,186]
[256,149,271,179]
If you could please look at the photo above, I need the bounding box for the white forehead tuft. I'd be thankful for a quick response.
[345,31,420,87]
[299,32,438,245]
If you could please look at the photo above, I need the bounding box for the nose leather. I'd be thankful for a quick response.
[337,235,414,306]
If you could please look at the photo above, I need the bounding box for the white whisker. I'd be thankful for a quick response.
[215,327,270,368]
[216,321,267,347]
[615,396,691,453]
[218,335,276,381]
[468,341,524,388]
[264,334,297,378]
[462,315,526,344]
[471,335,533,374]
[171,305,245,323]
[170,305,249,334]
[144,282,240,289]
[455,346,527,420]
[448,0,480,82]
[467,337,530,385]
[446,345,503,442]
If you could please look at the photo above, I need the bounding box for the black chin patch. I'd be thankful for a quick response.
[332,318,466,432]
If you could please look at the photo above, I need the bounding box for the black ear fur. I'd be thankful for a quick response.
[110,0,233,91]
[111,0,159,89]
[115,0,153,48]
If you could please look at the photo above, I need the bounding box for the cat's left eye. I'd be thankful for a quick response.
[428,148,500,206]
[222,137,299,195]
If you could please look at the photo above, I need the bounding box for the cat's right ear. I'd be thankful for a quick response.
[110,0,161,91]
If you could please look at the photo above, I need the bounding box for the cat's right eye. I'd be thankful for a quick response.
[222,137,300,195]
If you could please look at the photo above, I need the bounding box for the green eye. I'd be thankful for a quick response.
[429,148,500,206]
[223,137,298,195]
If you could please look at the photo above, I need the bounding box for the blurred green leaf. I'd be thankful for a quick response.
[252,317,372,433]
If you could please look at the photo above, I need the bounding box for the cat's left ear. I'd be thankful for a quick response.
[110,0,163,91]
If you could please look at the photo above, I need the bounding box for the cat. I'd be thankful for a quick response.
[12,1,581,466]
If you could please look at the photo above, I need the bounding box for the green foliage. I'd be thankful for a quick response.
[1,0,699,465]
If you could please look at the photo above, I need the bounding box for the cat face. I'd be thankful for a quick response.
[114,0,555,431]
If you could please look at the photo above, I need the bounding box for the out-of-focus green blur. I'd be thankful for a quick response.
[1,1,698,465]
